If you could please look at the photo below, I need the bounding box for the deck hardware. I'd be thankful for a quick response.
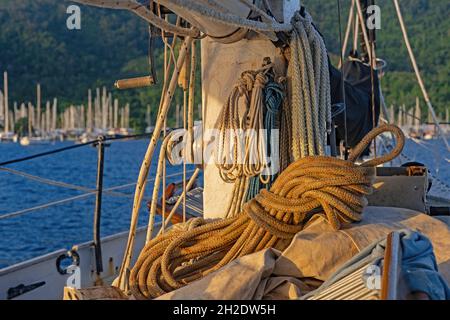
[56,250,80,275]
[92,136,110,274]
[114,76,155,90]
[7,281,46,300]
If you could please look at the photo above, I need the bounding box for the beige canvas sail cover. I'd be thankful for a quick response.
[157,207,450,300]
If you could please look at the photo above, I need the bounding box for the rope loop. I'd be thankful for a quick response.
[349,124,405,166]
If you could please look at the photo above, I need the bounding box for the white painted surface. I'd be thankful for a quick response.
[200,0,300,219]
[0,227,148,300]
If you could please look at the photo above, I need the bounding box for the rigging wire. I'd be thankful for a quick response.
[148,0,157,83]
[367,0,378,157]
[337,0,349,159]
[0,130,186,168]
[0,140,96,166]
[0,167,131,198]
[338,0,355,69]
[158,7,180,234]
[0,170,195,221]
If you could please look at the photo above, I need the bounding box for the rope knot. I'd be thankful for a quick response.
[254,72,268,89]
[251,157,375,231]
[237,72,255,95]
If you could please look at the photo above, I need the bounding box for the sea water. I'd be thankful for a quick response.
[0,139,195,268]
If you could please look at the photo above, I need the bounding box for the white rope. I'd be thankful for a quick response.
[213,65,273,218]
[157,0,292,33]
[166,123,203,165]
[214,69,271,183]
[339,0,355,69]
[289,11,331,159]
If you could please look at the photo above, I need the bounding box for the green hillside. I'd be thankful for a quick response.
[0,0,448,131]
[304,0,449,117]
[0,0,169,131]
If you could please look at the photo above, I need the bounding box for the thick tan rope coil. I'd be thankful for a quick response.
[129,124,405,299]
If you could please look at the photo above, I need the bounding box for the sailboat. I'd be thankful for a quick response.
[0,0,449,301]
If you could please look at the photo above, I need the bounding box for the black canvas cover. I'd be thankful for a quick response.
[329,59,381,150]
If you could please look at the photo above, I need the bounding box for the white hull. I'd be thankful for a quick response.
[0,226,149,300]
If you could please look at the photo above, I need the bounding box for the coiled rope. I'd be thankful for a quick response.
[214,65,274,217]
[288,11,331,159]
[246,78,284,201]
[129,124,405,299]
[215,70,270,183]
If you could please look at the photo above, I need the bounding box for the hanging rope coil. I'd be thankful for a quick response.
[288,11,331,159]
[214,63,275,218]
[129,124,405,299]
[242,72,269,178]
[246,77,284,200]
[214,67,272,183]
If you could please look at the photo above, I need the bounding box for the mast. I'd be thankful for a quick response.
[87,89,93,133]
[114,99,119,129]
[28,102,33,136]
[36,84,41,133]
[357,0,374,63]
[81,104,85,129]
[20,103,26,119]
[11,102,17,133]
[0,90,3,127]
[4,72,9,133]
[200,1,301,218]
[397,106,402,127]
[45,101,51,134]
[389,105,395,125]
[102,86,107,130]
[146,104,150,129]
[414,97,421,131]
[108,92,113,129]
[52,98,58,132]
[119,107,124,129]
[354,0,373,63]
[95,87,101,129]
[125,103,130,129]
